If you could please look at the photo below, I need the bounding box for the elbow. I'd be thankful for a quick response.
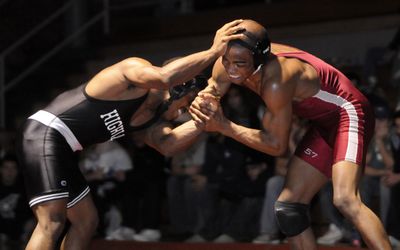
[159,76,172,89]
[160,148,174,158]
[158,68,174,88]
[274,149,287,157]
[271,143,288,157]
[156,141,180,157]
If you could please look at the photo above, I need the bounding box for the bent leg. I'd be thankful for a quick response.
[277,156,328,250]
[61,194,98,250]
[332,161,391,250]
[26,199,68,250]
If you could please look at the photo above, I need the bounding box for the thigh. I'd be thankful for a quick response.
[294,127,334,177]
[278,156,328,203]
[333,99,374,167]
[66,194,97,226]
[18,120,88,208]
[32,199,68,226]
[331,160,363,199]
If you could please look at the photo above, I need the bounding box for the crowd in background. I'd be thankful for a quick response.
[1,29,400,250]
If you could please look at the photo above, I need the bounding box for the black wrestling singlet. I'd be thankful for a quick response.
[18,83,150,208]
[29,83,149,150]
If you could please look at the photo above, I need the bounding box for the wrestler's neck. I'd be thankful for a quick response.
[243,64,264,96]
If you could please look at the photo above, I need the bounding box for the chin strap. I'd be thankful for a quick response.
[252,64,263,75]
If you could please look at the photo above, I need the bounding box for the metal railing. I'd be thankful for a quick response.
[0,0,109,128]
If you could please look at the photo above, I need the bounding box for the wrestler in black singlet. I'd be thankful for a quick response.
[17,83,156,208]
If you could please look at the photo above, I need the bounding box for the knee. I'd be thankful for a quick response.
[274,201,310,237]
[37,211,67,239]
[333,193,361,217]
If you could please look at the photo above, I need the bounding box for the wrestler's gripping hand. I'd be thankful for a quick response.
[210,19,245,56]
[189,93,226,132]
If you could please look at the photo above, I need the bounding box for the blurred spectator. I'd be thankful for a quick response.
[222,85,260,130]
[388,28,400,88]
[119,138,167,242]
[166,133,208,237]
[363,27,400,89]
[0,129,16,159]
[253,116,307,244]
[211,154,270,243]
[79,141,133,239]
[360,105,394,229]
[184,133,248,242]
[383,110,400,248]
[0,154,33,250]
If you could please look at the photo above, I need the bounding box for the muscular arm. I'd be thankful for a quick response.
[121,20,244,90]
[202,58,232,96]
[189,58,232,124]
[143,120,204,157]
[120,51,221,89]
[219,90,292,156]
[206,71,294,156]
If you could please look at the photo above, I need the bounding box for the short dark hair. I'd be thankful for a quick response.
[374,105,391,119]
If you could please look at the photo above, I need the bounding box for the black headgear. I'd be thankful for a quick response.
[230,29,271,69]
[134,74,209,130]
[168,74,208,101]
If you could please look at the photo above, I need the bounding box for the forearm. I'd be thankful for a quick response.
[150,120,204,157]
[201,79,231,98]
[161,49,219,87]
[221,120,285,156]
[375,140,394,169]
[365,166,387,176]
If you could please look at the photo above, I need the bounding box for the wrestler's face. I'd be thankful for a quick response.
[0,160,18,185]
[222,44,255,84]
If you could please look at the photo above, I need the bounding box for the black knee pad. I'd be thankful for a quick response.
[274,201,310,237]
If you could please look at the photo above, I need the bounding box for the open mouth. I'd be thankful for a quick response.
[229,74,241,80]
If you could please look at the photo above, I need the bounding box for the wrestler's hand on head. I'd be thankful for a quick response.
[211,19,245,56]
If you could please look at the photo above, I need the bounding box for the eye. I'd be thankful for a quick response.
[235,62,247,68]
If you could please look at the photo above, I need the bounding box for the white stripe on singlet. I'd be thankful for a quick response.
[28,110,83,152]
[29,192,69,207]
[67,186,90,208]
[313,90,359,162]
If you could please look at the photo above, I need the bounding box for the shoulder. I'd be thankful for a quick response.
[261,58,298,109]
[211,57,229,81]
[114,57,153,69]
[93,57,153,78]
